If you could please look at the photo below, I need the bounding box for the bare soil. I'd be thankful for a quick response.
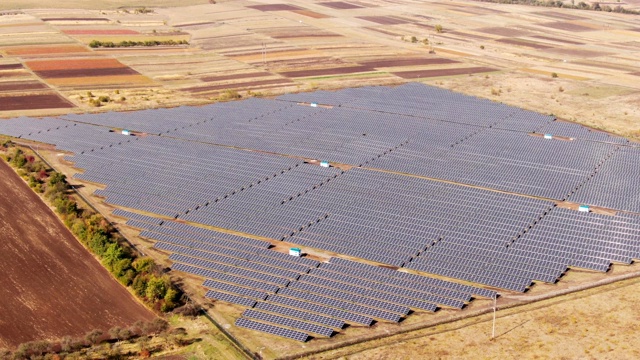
[356,16,409,25]
[0,159,154,349]
[0,80,48,91]
[318,1,364,9]
[0,93,74,110]
[34,67,139,79]
[278,65,374,78]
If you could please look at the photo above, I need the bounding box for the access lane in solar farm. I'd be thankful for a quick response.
[2,83,640,343]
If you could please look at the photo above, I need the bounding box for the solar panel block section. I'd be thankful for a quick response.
[254,302,345,329]
[241,309,334,337]
[235,318,310,342]
[535,120,628,144]
[203,279,268,300]
[570,147,640,213]
[205,290,256,307]
[266,295,374,326]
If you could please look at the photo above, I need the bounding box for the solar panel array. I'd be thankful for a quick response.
[2,82,639,342]
[570,147,640,213]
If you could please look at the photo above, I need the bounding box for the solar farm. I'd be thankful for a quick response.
[2,82,640,350]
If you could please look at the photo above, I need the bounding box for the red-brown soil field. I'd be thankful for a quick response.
[34,67,139,79]
[0,93,75,111]
[0,81,48,92]
[0,160,154,349]
[25,58,125,71]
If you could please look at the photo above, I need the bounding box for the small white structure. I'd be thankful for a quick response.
[310,102,318,107]
[320,160,330,168]
[578,205,590,212]
[289,247,302,257]
[543,134,553,140]
[122,129,131,136]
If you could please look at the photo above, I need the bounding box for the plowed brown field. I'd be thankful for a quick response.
[0,159,154,349]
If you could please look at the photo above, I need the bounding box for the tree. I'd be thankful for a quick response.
[109,326,123,342]
[435,24,443,33]
[145,275,168,301]
[85,329,103,346]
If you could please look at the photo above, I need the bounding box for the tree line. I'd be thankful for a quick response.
[475,0,640,14]
[1,142,183,313]
[89,39,189,48]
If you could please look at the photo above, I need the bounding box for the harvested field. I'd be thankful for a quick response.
[278,65,374,78]
[0,71,25,78]
[495,38,553,49]
[182,78,294,93]
[46,74,152,87]
[291,10,331,18]
[543,47,612,58]
[200,71,275,82]
[392,67,498,79]
[357,16,410,25]
[0,63,22,70]
[40,17,109,22]
[540,21,595,32]
[62,29,140,35]
[3,45,90,56]
[532,10,587,20]
[529,35,584,45]
[0,159,153,348]
[0,80,48,91]
[0,93,74,111]
[25,58,126,71]
[318,1,364,9]
[477,26,532,37]
[247,4,302,11]
[359,57,459,68]
[34,67,139,79]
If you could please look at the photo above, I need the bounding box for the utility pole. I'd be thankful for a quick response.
[492,293,497,340]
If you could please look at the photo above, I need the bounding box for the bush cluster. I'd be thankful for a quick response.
[89,39,188,48]
[3,145,182,313]
[1,319,188,359]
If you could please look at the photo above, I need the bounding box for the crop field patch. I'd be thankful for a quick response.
[476,26,532,37]
[359,57,459,68]
[277,65,374,78]
[0,63,23,70]
[25,58,127,71]
[291,10,331,18]
[200,71,276,82]
[532,10,588,20]
[40,17,109,22]
[0,80,48,92]
[0,93,74,110]
[392,67,498,78]
[540,21,595,32]
[62,29,140,35]
[3,45,90,56]
[543,47,613,58]
[495,38,553,49]
[529,35,584,45]
[0,160,153,348]
[357,16,411,25]
[247,4,303,11]
[318,1,364,9]
[46,74,153,87]
[34,67,140,79]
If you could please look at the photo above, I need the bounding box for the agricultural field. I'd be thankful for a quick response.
[0,0,638,137]
[0,157,154,349]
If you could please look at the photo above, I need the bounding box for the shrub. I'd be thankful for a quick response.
[435,24,443,33]
[551,72,558,78]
